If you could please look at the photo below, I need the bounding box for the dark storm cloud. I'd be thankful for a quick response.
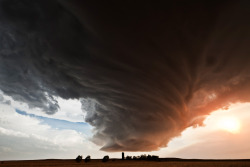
[1,0,250,151]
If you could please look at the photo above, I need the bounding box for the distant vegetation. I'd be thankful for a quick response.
[75,155,82,163]
[85,155,91,163]
[129,154,159,161]
[102,155,109,162]
[76,153,159,163]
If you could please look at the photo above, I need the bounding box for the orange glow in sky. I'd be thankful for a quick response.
[218,117,241,134]
[160,102,250,159]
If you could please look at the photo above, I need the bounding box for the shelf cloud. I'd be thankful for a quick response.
[1,0,250,151]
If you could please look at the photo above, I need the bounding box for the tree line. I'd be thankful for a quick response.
[75,154,159,163]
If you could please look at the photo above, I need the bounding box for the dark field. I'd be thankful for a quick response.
[1,159,250,167]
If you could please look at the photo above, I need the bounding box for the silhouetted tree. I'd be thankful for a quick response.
[102,155,109,162]
[75,155,82,163]
[85,155,91,163]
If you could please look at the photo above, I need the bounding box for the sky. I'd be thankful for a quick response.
[1,96,250,160]
[1,0,250,160]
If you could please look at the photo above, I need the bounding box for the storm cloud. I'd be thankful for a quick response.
[1,0,250,151]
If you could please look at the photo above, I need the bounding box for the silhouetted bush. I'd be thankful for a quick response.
[152,155,159,161]
[85,155,91,163]
[133,156,140,160]
[131,154,159,161]
[147,155,152,160]
[102,155,109,162]
[126,156,132,160]
[146,154,159,161]
[75,155,82,163]
[139,154,147,160]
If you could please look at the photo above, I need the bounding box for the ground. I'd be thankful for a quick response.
[1,159,250,167]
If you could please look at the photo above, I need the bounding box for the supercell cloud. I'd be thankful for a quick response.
[1,0,250,151]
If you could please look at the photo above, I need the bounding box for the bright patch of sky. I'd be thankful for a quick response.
[159,102,250,159]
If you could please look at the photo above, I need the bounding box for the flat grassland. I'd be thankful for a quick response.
[1,159,250,167]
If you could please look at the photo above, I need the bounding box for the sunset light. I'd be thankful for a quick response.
[218,117,241,134]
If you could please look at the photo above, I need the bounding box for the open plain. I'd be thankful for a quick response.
[1,159,250,167]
